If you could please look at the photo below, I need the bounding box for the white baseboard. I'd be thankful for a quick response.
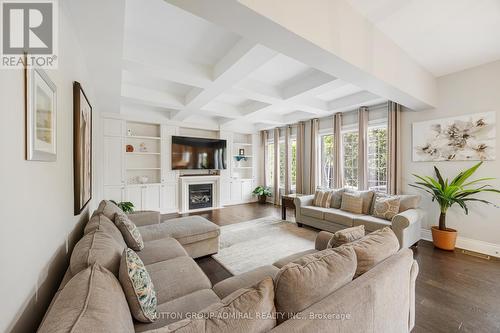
[421,229,500,258]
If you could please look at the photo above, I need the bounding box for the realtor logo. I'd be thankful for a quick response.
[1,0,58,68]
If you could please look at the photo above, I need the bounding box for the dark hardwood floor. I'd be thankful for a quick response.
[164,203,500,332]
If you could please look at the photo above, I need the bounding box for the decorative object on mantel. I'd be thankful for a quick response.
[137,176,149,184]
[234,155,247,162]
[26,66,57,161]
[126,144,134,152]
[110,200,134,213]
[73,81,93,215]
[139,142,148,152]
[239,148,245,156]
[411,162,500,250]
[252,186,272,204]
[412,112,496,161]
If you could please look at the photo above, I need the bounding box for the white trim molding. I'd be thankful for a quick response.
[421,229,500,258]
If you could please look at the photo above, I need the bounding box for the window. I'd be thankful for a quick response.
[342,131,359,189]
[291,138,297,191]
[320,134,334,188]
[279,141,285,189]
[266,141,274,187]
[367,125,388,192]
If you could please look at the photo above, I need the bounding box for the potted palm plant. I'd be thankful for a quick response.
[411,162,500,250]
[252,186,272,204]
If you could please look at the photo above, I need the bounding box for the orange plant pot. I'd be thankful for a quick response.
[431,226,457,251]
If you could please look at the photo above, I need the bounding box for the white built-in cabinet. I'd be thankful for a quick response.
[101,117,258,213]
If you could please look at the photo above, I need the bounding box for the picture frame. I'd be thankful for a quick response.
[73,81,93,215]
[25,66,57,161]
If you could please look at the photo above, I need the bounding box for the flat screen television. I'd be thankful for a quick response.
[171,136,227,170]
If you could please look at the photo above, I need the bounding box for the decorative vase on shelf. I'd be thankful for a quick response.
[127,129,132,136]
[138,176,149,184]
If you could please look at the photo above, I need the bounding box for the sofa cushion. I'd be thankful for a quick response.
[134,289,221,332]
[345,189,375,214]
[93,200,123,222]
[70,227,125,276]
[353,215,391,232]
[84,214,126,247]
[301,206,331,220]
[328,225,365,248]
[372,195,401,220]
[139,216,220,244]
[213,265,280,299]
[163,277,276,332]
[115,213,144,251]
[340,227,399,276]
[340,193,363,214]
[138,238,188,266]
[119,248,158,323]
[146,256,212,304]
[313,189,334,208]
[273,249,318,269]
[274,247,357,322]
[324,208,359,227]
[38,264,134,333]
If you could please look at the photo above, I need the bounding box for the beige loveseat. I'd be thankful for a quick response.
[38,202,418,333]
[295,190,423,248]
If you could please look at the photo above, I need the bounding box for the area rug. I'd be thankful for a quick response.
[212,217,318,275]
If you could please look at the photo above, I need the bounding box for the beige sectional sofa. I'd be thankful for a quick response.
[295,190,423,248]
[38,201,419,333]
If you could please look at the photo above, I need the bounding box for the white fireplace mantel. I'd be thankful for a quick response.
[179,175,221,213]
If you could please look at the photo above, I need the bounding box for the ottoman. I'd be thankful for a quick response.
[138,215,220,258]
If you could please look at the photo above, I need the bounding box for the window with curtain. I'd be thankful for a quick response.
[266,141,274,188]
[291,137,297,191]
[367,124,388,192]
[279,140,285,190]
[320,134,334,188]
[342,130,359,189]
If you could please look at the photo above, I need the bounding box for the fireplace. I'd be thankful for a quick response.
[188,184,213,210]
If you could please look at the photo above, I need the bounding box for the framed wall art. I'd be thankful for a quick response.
[73,81,92,215]
[25,67,57,161]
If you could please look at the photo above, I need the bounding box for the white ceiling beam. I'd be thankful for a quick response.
[327,91,382,111]
[121,84,185,109]
[171,39,277,121]
[122,58,211,89]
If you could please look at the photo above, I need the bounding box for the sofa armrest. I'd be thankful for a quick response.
[392,208,422,229]
[294,195,314,208]
[315,231,335,251]
[391,208,423,248]
[127,211,160,227]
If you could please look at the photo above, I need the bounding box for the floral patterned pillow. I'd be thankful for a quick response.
[114,213,144,251]
[372,195,401,221]
[119,248,157,322]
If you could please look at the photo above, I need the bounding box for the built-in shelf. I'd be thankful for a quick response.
[127,182,162,186]
[126,167,161,171]
[233,142,252,146]
[233,166,253,169]
[233,155,253,158]
[125,135,161,140]
[126,152,161,155]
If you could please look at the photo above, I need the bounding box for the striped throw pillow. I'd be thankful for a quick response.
[313,189,334,208]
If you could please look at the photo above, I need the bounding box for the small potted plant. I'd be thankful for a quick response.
[110,200,135,213]
[252,186,272,204]
[411,162,500,250]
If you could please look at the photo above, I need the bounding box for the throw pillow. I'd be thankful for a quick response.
[328,225,365,248]
[162,277,276,332]
[340,227,399,277]
[330,188,345,209]
[345,189,375,214]
[274,247,357,323]
[93,200,123,222]
[119,248,158,323]
[313,189,334,208]
[398,194,421,212]
[340,193,363,214]
[372,195,401,220]
[115,213,144,251]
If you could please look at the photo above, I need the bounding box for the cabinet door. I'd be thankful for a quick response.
[126,186,143,211]
[161,183,177,212]
[230,180,242,203]
[143,185,161,211]
[103,136,123,186]
[221,180,231,205]
[241,180,253,202]
[103,186,125,202]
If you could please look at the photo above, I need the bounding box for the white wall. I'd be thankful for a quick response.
[0,2,97,332]
[401,60,500,254]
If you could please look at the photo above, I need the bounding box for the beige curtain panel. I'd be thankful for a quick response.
[273,127,280,205]
[284,126,291,195]
[309,119,319,194]
[387,101,402,195]
[296,122,305,194]
[333,113,343,188]
[358,107,369,190]
[261,130,268,187]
